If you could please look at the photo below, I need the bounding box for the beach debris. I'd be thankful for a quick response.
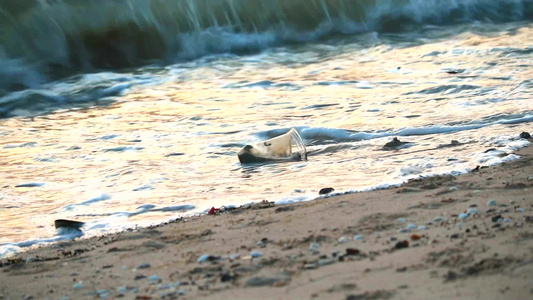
[237,128,307,164]
[319,187,335,195]
[354,235,364,240]
[433,216,445,223]
[467,208,480,215]
[245,272,292,287]
[54,219,85,230]
[338,236,349,243]
[197,254,221,263]
[208,207,221,215]
[394,240,409,250]
[73,282,84,289]
[410,234,421,241]
[137,263,151,269]
[382,137,411,150]
[15,182,45,188]
[406,223,417,230]
[487,199,497,206]
[309,243,320,253]
[345,248,361,256]
[251,251,263,258]
[519,132,531,139]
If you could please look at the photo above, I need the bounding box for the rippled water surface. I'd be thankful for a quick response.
[1,20,532,255]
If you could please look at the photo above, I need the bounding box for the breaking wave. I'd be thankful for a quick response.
[1,0,532,95]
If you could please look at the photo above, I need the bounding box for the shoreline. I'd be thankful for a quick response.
[1,141,533,299]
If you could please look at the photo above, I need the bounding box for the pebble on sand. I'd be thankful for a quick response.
[487,199,497,206]
[354,235,364,240]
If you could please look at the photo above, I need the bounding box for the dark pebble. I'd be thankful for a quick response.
[54,219,85,229]
[102,264,113,269]
[491,215,502,222]
[450,233,461,239]
[345,248,361,256]
[519,132,531,139]
[134,275,147,280]
[137,263,151,269]
[319,187,335,195]
[221,273,234,282]
[394,240,409,250]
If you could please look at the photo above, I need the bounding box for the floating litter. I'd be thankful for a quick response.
[237,128,307,164]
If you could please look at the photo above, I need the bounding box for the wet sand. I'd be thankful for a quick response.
[1,143,533,300]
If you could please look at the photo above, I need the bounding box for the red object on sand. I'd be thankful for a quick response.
[208,207,221,215]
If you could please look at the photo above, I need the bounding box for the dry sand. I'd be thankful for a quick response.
[1,142,533,300]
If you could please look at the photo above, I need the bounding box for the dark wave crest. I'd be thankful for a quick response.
[0,0,532,95]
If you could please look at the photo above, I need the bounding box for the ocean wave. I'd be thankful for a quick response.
[0,0,531,95]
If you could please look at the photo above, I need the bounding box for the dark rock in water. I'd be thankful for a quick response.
[54,219,85,229]
[319,187,335,195]
[519,132,531,139]
[382,137,410,150]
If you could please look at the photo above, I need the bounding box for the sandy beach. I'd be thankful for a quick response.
[1,136,532,300]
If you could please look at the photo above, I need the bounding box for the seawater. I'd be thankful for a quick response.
[0,0,532,257]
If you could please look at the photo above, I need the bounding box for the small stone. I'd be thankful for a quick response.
[418,225,427,230]
[503,218,512,223]
[399,228,411,233]
[467,208,480,215]
[345,248,361,256]
[519,132,531,139]
[319,187,335,195]
[304,263,318,269]
[487,199,497,206]
[516,208,525,213]
[394,241,409,250]
[491,215,502,222]
[397,218,407,223]
[149,275,161,283]
[221,273,234,282]
[117,287,128,293]
[102,264,113,269]
[406,224,417,230]
[449,187,459,191]
[134,275,146,280]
